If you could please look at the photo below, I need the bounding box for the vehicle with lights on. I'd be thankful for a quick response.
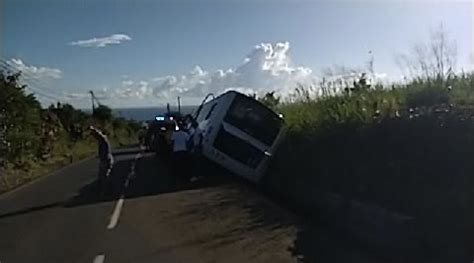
[146,112,184,154]
[189,90,284,183]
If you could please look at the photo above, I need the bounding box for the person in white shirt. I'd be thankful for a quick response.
[170,123,191,182]
[171,128,189,153]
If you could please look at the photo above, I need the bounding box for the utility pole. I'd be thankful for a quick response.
[89,90,103,114]
[367,50,375,80]
[177,96,181,114]
[89,90,95,113]
[166,103,170,114]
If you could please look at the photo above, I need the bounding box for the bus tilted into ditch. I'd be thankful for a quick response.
[189,91,284,182]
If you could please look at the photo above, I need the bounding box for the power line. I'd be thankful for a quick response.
[0,60,89,103]
[1,59,105,107]
[1,62,64,103]
[25,89,59,103]
[0,60,65,100]
[0,60,52,85]
[27,86,62,101]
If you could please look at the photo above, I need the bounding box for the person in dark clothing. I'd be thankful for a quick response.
[157,127,171,160]
[89,126,114,197]
[185,117,203,182]
[138,127,146,148]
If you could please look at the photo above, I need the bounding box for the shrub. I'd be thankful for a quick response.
[0,71,140,181]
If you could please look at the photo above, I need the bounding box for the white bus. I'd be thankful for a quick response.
[189,91,284,183]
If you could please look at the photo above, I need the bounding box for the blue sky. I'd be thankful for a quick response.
[1,0,472,108]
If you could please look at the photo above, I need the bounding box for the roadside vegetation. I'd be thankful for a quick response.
[0,72,140,194]
[262,26,474,252]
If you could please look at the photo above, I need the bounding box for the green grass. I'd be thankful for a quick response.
[0,140,93,194]
[0,130,137,194]
[264,73,474,246]
[280,88,405,134]
[279,74,474,133]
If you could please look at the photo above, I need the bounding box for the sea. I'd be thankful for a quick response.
[112,105,197,122]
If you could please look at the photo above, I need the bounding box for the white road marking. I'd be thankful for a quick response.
[107,197,124,229]
[93,254,105,263]
[107,152,142,230]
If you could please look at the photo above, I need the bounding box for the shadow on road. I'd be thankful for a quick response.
[0,202,63,219]
[0,153,232,218]
[65,154,232,208]
[111,148,143,157]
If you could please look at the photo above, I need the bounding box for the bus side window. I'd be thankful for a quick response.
[205,104,218,120]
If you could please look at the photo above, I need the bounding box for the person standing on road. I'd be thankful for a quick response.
[185,115,202,182]
[138,124,147,149]
[89,126,114,197]
[170,123,191,183]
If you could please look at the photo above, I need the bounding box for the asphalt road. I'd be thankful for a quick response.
[0,147,391,263]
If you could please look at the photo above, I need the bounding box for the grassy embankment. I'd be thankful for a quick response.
[0,125,138,194]
[265,74,474,250]
[0,71,140,194]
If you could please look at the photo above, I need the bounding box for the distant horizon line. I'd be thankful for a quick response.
[79,105,198,111]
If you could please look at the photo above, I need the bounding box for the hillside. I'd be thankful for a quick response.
[263,73,474,258]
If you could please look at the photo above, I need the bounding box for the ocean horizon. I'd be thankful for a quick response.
[112,105,198,121]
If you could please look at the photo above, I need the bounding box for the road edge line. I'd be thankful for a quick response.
[0,155,95,198]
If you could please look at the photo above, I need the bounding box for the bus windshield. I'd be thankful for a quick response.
[224,94,283,146]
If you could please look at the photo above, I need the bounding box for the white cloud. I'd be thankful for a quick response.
[65,93,88,100]
[69,34,131,48]
[468,53,474,71]
[143,42,315,104]
[121,80,134,87]
[116,80,151,99]
[64,86,111,103]
[4,58,62,80]
[93,87,111,100]
[320,65,390,91]
[375,73,387,79]
[108,42,389,106]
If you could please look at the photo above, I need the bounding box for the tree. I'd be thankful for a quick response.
[0,70,140,171]
[353,73,371,91]
[0,71,42,166]
[49,103,88,131]
[48,103,89,142]
[93,104,113,123]
[259,91,281,110]
[397,24,457,80]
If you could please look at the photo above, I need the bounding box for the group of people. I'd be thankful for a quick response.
[159,116,201,183]
[89,115,201,198]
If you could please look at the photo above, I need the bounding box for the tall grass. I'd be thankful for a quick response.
[265,73,474,248]
[279,73,474,133]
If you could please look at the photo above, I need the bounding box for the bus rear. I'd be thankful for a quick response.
[198,91,284,182]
